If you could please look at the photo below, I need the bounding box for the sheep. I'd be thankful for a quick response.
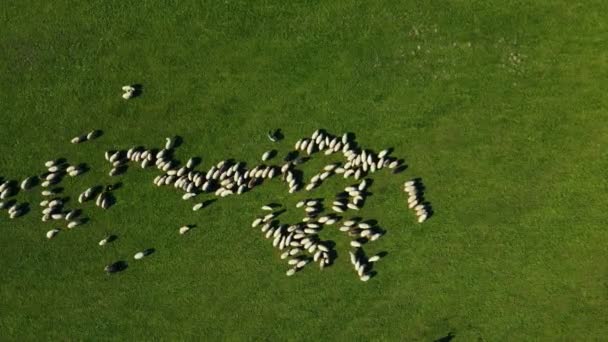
[48,199,63,208]
[71,136,86,144]
[404,185,416,194]
[44,160,58,168]
[182,193,196,200]
[192,203,204,211]
[179,226,191,235]
[261,205,273,211]
[417,214,428,223]
[368,255,381,263]
[122,90,134,99]
[286,268,297,276]
[261,151,273,161]
[263,213,275,222]
[370,233,382,241]
[350,240,362,248]
[358,222,371,229]
[67,220,82,229]
[134,252,145,260]
[358,180,367,191]
[46,229,60,239]
[272,235,281,248]
[347,203,359,211]
[1,188,15,199]
[343,219,357,227]
[9,210,23,219]
[65,210,79,221]
[86,130,99,140]
[21,177,36,190]
[296,259,309,269]
[360,274,371,282]
[317,244,329,252]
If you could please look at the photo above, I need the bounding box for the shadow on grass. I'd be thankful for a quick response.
[105,260,128,274]
[434,332,455,342]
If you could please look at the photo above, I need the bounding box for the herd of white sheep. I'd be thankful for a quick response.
[0,126,432,281]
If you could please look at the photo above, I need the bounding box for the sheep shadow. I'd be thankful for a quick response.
[434,332,455,342]
[142,248,155,256]
[392,164,408,174]
[105,260,128,274]
[272,129,284,141]
[105,235,118,243]
[77,163,91,175]
[106,182,123,192]
[112,165,128,176]
[189,157,202,168]
[265,150,278,160]
[103,193,117,209]
[132,84,144,98]
[67,208,82,219]
[17,203,30,217]
[284,150,299,162]
[172,136,184,149]
[1,199,17,209]
[202,198,217,208]
[293,156,310,166]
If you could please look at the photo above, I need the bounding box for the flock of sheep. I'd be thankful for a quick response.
[0,126,432,281]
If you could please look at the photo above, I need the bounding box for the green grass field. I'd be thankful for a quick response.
[1,1,607,340]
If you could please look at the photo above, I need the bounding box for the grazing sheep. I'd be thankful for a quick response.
[44,160,57,168]
[350,240,362,248]
[368,255,381,262]
[182,193,196,200]
[67,220,82,229]
[65,210,79,221]
[360,274,371,282]
[343,220,357,227]
[358,222,371,229]
[370,233,382,241]
[46,229,60,239]
[192,203,204,211]
[104,262,125,273]
[134,252,145,260]
[71,136,86,144]
[20,177,36,190]
[317,244,329,252]
[261,151,273,161]
[179,226,191,235]
[347,203,359,211]
[251,217,262,228]
[86,130,99,140]
[325,218,338,225]
[286,268,297,276]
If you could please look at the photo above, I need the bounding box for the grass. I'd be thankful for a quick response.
[1,0,608,340]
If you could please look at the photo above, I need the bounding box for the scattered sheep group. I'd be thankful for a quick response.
[0,127,433,281]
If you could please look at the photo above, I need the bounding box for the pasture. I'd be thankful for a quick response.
[1,1,607,340]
